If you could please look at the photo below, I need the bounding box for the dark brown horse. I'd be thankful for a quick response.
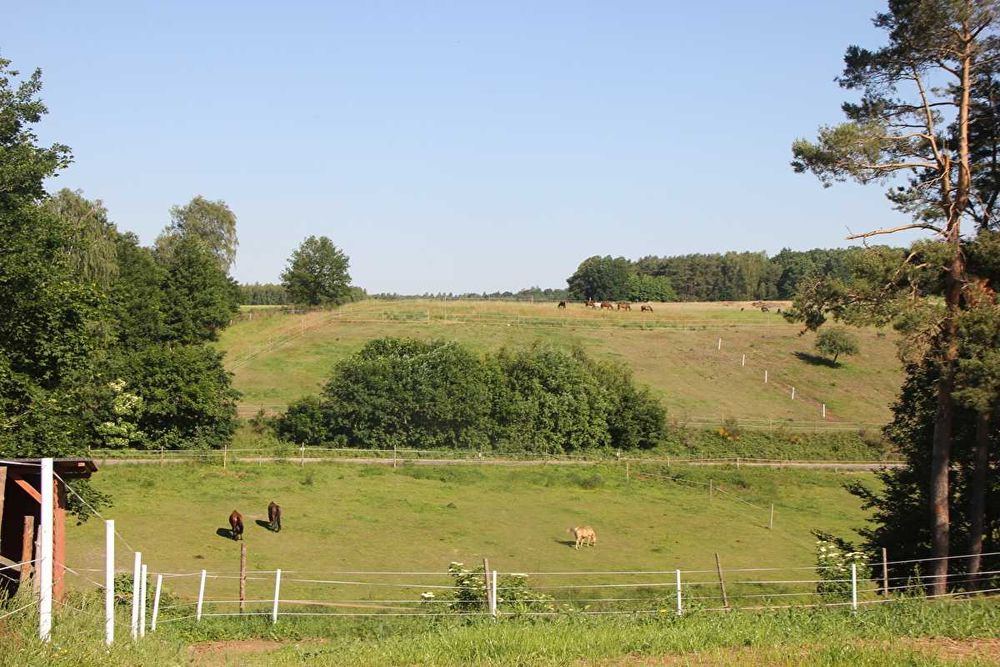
[557,301,567,309]
[585,299,597,309]
[617,303,631,311]
[229,510,244,541]
[641,304,653,312]
[600,301,614,310]
[268,501,282,532]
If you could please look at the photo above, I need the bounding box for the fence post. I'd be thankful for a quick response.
[822,404,827,419]
[240,543,247,613]
[20,515,34,584]
[130,552,142,639]
[715,553,729,610]
[717,337,722,351]
[105,520,114,646]
[791,387,795,400]
[482,558,490,615]
[196,569,206,621]
[675,569,683,615]
[491,570,498,618]
[151,574,162,632]
[741,353,746,367]
[300,445,305,467]
[223,443,228,469]
[882,547,889,596]
[764,370,768,384]
[39,458,53,643]
[626,461,630,481]
[851,563,858,611]
[139,564,147,638]
[769,504,774,530]
[272,569,282,624]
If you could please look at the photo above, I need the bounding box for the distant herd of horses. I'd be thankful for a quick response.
[227,501,282,540]
[558,299,653,312]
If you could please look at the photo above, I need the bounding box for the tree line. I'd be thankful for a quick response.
[566,248,874,303]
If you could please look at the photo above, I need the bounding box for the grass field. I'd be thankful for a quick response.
[216,300,902,428]
[65,462,873,603]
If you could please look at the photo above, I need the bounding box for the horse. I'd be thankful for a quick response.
[585,299,597,309]
[617,303,631,311]
[567,526,597,550]
[641,304,653,312]
[600,301,614,310]
[557,301,567,309]
[229,510,244,541]
[268,501,282,532]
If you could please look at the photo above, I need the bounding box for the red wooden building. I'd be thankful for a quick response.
[0,458,98,600]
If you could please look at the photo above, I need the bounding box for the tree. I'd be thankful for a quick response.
[281,236,352,306]
[815,328,860,364]
[0,58,71,213]
[791,0,1000,593]
[156,196,239,273]
[41,189,120,288]
[566,256,632,301]
[159,235,240,344]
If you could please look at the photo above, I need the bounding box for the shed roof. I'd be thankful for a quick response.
[0,458,97,478]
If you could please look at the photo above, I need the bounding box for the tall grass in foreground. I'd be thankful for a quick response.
[2,595,998,666]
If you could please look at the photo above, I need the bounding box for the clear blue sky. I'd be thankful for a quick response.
[4,1,913,293]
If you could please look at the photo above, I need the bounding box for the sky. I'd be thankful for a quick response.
[3,1,917,294]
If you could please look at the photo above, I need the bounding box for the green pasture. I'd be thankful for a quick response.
[216,300,901,427]
[64,462,874,603]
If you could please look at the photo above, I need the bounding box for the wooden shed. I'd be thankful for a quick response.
[0,458,97,600]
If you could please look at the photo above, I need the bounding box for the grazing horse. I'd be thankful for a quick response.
[641,304,653,312]
[617,303,631,311]
[229,510,244,541]
[585,299,597,309]
[567,526,597,549]
[600,301,614,310]
[268,501,282,532]
[557,301,567,309]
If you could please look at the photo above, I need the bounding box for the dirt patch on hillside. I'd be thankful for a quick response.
[188,639,326,665]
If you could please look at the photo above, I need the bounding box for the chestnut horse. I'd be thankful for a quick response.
[229,510,244,541]
[641,304,653,312]
[268,501,282,532]
[557,301,567,309]
[600,301,614,310]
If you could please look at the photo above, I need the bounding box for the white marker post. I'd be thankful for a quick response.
[151,574,163,632]
[764,370,768,384]
[791,387,796,400]
[272,569,282,624]
[851,563,858,611]
[717,337,722,351]
[741,354,746,367]
[105,520,115,646]
[139,564,147,638]
[130,552,141,639]
[196,569,207,621]
[491,570,498,618]
[675,569,683,615]
[39,458,53,643]
[822,404,827,419]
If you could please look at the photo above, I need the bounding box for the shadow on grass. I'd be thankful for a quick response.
[793,351,840,368]
[554,538,578,548]
[255,519,278,532]
[216,527,239,540]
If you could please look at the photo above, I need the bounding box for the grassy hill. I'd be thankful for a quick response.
[216,300,902,430]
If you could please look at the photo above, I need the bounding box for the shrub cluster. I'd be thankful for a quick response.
[275,338,666,453]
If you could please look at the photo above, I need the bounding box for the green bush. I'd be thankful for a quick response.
[274,338,667,454]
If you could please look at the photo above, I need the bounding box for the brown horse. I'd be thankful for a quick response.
[585,299,597,309]
[641,304,653,312]
[600,301,614,310]
[229,510,244,541]
[617,303,631,311]
[268,501,282,532]
[557,301,567,309]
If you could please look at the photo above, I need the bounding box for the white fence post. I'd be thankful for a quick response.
[39,458,54,643]
[764,370,768,384]
[791,387,795,400]
[675,569,683,615]
[741,353,746,367]
[272,569,282,623]
[822,404,827,419]
[196,569,207,621]
[130,552,142,639]
[105,520,114,647]
[491,570,498,618]
[851,563,858,611]
[151,574,163,632]
[139,564,147,638]
[717,337,722,351]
